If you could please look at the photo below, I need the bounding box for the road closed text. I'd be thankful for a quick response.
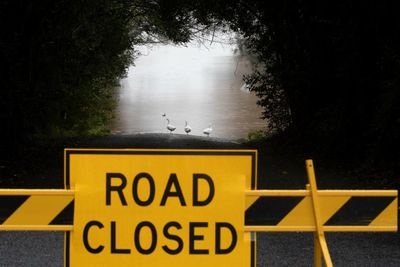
[81,172,239,255]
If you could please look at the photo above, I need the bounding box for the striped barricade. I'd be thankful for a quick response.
[0,189,74,231]
[0,158,397,267]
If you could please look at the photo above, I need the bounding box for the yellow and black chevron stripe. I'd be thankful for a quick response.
[0,190,74,230]
[245,190,398,232]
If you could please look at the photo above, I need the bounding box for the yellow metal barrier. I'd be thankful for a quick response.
[244,159,398,267]
[0,157,398,267]
[0,189,74,231]
[307,160,332,267]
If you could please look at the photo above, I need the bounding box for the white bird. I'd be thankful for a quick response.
[203,124,212,137]
[184,121,192,135]
[166,118,176,133]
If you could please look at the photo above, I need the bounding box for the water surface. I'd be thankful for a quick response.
[111,41,265,140]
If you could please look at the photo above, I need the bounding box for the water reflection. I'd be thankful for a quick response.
[111,41,265,140]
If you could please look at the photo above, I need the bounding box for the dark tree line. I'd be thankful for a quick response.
[0,0,194,147]
[1,0,134,141]
[239,2,400,157]
[202,1,400,167]
[2,0,400,170]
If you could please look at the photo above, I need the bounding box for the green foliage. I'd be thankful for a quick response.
[0,0,201,146]
[244,70,291,132]
[3,0,400,167]
[209,0,400,161]
[247,129,268,142]
[1,0,135,140]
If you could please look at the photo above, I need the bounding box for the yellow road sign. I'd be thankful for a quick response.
[65,149,257,267]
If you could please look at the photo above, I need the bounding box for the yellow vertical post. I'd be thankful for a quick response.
[314,233,322,267]
[307,184,323,267]
[306,159,333,267]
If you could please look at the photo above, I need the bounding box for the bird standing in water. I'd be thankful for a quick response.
[166,118,176,133]
[184,121,192,135]
[203,124,212,137]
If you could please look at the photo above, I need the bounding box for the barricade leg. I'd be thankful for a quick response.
[306,160,333,267]
[314,232,322,267]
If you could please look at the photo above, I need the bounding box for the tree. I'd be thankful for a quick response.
[3,0,400,167]
[214,0,400,162]
[0,0,201,148]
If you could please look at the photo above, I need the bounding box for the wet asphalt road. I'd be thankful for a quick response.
[0,134,399,266]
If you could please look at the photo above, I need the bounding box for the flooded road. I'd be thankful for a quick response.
[111,40,265,140]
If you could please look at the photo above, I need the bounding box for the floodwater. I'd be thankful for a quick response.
[111,40,265,140]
